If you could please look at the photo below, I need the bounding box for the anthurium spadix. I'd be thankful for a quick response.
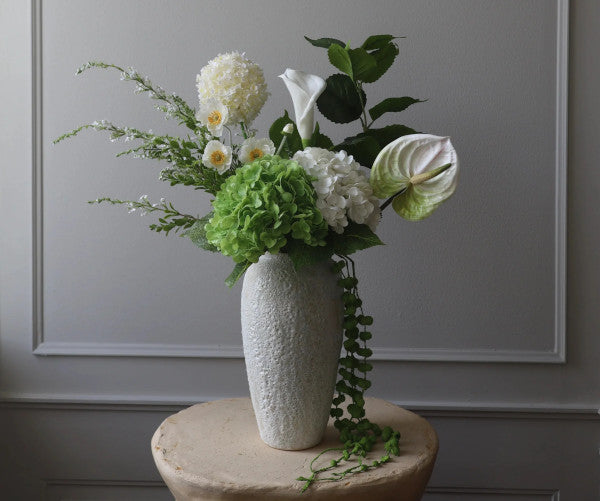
[370,134,458,221]
[279,69,326,145]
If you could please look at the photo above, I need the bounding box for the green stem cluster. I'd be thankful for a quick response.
[298,257,401,492]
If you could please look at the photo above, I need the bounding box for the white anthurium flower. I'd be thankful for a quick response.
[370,134,458,221]
[202,140,232,173]
[239,137,276,164]
[196,99,228,136]
[279,69,326,143]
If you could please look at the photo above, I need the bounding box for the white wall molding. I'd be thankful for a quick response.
[32,340,566,363]
[31,0,569,364]
[1,392,597,421]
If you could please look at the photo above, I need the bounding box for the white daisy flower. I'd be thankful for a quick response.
[239,137,275,164]
[196,99,228,136]
[202,140,232,174]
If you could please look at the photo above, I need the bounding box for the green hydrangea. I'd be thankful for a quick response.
[205,156,328,263]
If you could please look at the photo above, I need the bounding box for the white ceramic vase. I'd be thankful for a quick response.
[241,253,344,450]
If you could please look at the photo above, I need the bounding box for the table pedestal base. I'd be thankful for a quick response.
[152,397,438,500]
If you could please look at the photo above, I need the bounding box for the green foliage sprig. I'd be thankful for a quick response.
[53,75,229,196]
[298,256,401,492]
[305,34,425,167]
[76,61,198,131]
[90,196,199,236]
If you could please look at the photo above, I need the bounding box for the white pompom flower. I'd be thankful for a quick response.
[202,140,232,174]
[196,99,228,137]
[196,52,269,125]
[238,137,275,164]
[293,148,381,234]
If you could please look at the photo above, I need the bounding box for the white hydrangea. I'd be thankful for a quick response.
[293,148,381,234]
[239,137,275,164]
[196,52,268,125]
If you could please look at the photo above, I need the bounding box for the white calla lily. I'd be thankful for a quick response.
[279,69,326,143]
[370,134,458,221]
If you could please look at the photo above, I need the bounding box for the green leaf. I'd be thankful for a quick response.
[312,122,334,149]
[369,97,425,122]
[359,42,399,83]
[358,124,418,149]
[285,241,334,270]
[334,134,381,167]
[225,261,251,288]
[329,223,384,256]
[348,48,377,81]
[361,34,398,51]
[184,213,218,252]
[347,403,365,419]
[328,44,353,77]
[317,74,365,124]
[268,110,303,157]
[304,36,345,49]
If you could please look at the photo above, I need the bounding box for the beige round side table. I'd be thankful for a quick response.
[151,397,438,500]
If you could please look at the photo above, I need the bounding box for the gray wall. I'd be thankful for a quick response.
[1,0,599,499]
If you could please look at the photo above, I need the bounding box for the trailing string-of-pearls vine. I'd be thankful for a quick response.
[298,256,401,492]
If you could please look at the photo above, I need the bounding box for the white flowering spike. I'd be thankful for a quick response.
[196,52,268,125]
[282,123,294,135]
[196,99,228,136]
[293,148,380,233]
[370,134,458,221]
[239,137,275,164]
[279,69,326,143]
[202,140,232,174]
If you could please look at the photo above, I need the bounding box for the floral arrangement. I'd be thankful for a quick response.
[55,34,458,490]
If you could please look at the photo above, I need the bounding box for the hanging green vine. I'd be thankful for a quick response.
[297,256,401,492]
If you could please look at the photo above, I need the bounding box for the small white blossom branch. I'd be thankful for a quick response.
[76,61,198,131]
[89,196,199,235]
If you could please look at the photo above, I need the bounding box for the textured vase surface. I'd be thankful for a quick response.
[241,253,344,450]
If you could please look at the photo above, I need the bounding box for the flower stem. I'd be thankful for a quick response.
[276,135,288,156]
[240,121,249,139]
[380,187,407,212]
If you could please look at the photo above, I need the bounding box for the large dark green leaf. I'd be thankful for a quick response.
[358,124,418,148]
[286,242,334,270]
[304,36,345,49]
[359,42,399,83]
[317,74,365,124]
[268,110,303,157]
[361,34,398,51]
[368,97,425,122]
[312,122,334,149]
[329,223,384,256]
[334,135,381,167]
[348,48,377,81]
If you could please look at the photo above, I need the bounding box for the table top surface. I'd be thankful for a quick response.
[151,397,438,500]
